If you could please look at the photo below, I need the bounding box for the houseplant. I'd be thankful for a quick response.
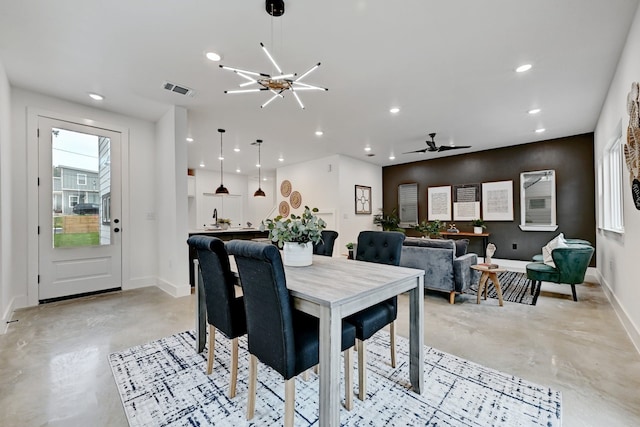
[218,218,232,230]
[471,218,486,234]
[372,208,405,232]
[413,219,444,238]
[261,206,327,266]
[346,242,355,259]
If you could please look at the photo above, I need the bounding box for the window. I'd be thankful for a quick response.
[69,195,79,207]
[602,132,624,233]
[77,173,87,185]
[398,183,418,226]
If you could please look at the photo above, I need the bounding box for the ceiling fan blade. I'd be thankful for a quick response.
[426,140,437,150]
[403,148,429,154]
[437,145,472,151]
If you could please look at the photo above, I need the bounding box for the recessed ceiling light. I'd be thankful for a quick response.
[535,128,546,133]
[389,107,400,114]
[219,156,224,160]
[315,130,324,136]
[236,168,241,173]
[200,162,205,168]
[389,155,396,160]
[364,146,372,152]
[516,64,532,73]
[255,162,260,168]
[278,157,284,162]
[233,147,240,152]
[528,108,541,115]
[186,137,194,142]
[206,52,221,61]
[88,93,104,101]
[263,177,267,181]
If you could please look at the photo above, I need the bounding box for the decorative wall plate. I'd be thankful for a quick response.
[290,191,302,209]
[280,180,292,197]
[279,201,290,217]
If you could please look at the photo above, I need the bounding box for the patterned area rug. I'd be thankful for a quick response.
[467,271,536,305]
[109,330,561,426]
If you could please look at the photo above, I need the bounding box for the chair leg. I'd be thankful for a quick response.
[284,378,295,427]
[571,284,578,301]
[206,325,215,375]
[246,355,257,420]
[357,339,366,400]
[229,337,239,398]
[344,347,353,411]
[301,370,310,381]
[449,291,455,304]
[390,321,397,368]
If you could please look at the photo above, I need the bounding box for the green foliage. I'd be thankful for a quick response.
[261,206,327,248]
[53,232,99,248]
[413,219,444,237]
[345,242,354,249]
[471,218,486,228]
[372,208,405,232]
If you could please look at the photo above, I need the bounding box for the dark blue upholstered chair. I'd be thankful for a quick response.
[186,235,246,398]
[347,230,405,400]
[226,240,356,424]
[526,244,594,303]
[313,230,339,257]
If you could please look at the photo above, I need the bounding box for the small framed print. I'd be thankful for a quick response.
[355,185,372,214]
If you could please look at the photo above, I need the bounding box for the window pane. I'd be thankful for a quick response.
[51,128,111,248]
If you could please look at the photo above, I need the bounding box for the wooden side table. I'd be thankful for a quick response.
[471,264,506,306]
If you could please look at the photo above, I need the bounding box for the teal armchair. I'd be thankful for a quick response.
[526,244,595,303]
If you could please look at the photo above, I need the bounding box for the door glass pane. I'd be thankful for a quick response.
[51,128,111,248]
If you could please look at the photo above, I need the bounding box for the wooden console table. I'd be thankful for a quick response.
[440,231,490,258]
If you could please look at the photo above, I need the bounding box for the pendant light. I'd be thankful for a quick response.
[215,128,229,195]
[252,139,266,197]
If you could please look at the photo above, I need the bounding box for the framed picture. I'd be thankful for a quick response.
[452,183,481,221]
[482,180,514,221]
[427,186,451,221]
[355,185,372,214]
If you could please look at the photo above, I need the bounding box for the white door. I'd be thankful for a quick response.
[38,117,122,301]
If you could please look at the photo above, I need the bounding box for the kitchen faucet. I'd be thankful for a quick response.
[212,208,218,225]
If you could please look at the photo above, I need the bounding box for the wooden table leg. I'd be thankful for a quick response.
[477,272,489,304]
[489,272,504,306]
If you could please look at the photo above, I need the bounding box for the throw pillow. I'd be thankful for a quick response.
[454,239,469,257]
[542,233,568,267]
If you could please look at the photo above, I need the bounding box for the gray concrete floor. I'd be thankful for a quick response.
[1,281,639,426]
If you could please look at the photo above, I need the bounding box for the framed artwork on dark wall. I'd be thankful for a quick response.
[355,185,372,214]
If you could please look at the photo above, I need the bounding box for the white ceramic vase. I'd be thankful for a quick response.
[474,226,483,234]
[283,241,313,266]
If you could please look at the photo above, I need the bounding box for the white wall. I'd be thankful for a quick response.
[0,59,14,332]
[155,107,190,297]
[276,154,382,256]
[594,2,640,352]
[8,88,159,309]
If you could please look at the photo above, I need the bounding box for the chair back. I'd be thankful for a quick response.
[186,235,245,339]
[226,240,296,379]
[552,245,595,285]
[356,231,405,266]
[313,230,339,256]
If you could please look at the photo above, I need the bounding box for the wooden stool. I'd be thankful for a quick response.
[471,265,506,306]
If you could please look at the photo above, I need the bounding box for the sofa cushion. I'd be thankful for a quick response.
[454,239,470,257]
[542,233,568,267]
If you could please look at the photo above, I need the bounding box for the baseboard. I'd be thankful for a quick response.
[156,277,191,298]
[597,270,640,354]
[1,294,26,335]
[124,276,157,290]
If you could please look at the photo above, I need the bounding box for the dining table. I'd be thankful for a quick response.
[193,253,425,427]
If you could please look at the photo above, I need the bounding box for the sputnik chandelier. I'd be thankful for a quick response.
[219,0,327,109]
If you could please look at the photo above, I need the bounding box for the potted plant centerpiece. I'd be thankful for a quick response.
[261,206,326,266]
[218,218,232,230]
[471,218,486,234]
[346,242,355,259]
[413,219,443,238]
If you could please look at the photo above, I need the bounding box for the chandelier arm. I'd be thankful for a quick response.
[225,88,268,94]
[291,81,328,91]
[260,42,283,74]
[236,72,258,83]
[220,65,269,78]
[291,90,305,109]
[261,92,281,108]
[269,89,285,98]
[295,63,321,82]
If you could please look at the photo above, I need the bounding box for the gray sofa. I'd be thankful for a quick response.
[399,237,480,304]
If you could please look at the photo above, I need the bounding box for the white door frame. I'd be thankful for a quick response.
[26,108,130,306]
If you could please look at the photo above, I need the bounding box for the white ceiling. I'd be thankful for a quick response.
[1,0,638,181]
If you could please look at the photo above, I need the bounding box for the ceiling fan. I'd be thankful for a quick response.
[403,133,471,154]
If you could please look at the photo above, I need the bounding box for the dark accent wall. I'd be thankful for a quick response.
[383,133,596,263]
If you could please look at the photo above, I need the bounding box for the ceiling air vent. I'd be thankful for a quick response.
[163,81,195,97]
